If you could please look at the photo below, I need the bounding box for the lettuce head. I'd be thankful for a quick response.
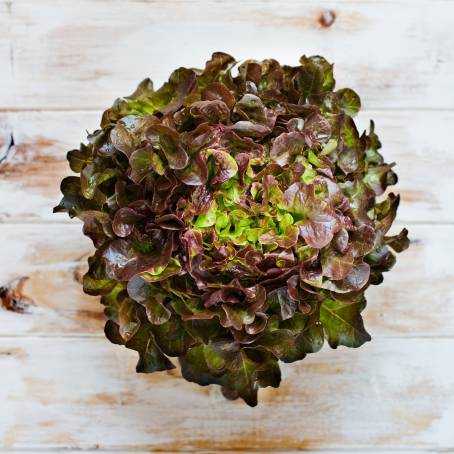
[55,53,409,406]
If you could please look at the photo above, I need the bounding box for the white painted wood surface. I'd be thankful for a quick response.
[0,223,453,338]
[3,0,454,110]
[1,0,453,452]
[1,337,454,451]
[2,110,454,224]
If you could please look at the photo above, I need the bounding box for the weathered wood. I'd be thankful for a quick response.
[0,223,452,337]
[0,336,453,451]
[1,1,453,451]
[1,110,453,223]
[0,1,13,109]
[0,111,98,223]
[3,0,454,110]
[0,223,99,336]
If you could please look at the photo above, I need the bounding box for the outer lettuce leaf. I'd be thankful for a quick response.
[180,342,280,407]
[320,297,371,348]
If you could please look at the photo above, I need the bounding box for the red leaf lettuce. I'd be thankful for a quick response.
[55,53,409,406]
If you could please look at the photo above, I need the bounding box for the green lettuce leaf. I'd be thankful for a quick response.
[320,297,371,348]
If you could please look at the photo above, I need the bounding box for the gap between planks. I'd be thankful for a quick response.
[2,107,454,113]
[4,0,454,3]
[0,221,454,228]
[0,448,450,453]
[2,334,454,340]
[1,220,453,226]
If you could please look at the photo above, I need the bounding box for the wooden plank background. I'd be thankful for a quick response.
[1,0,453,452]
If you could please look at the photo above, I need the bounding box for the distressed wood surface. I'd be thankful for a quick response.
[1,0,453,452]
[1,337,454,451]
[2,0,454,110]
[1,110,453,224]
[0,223,452,338]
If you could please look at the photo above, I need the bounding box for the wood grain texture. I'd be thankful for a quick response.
[1,0,453,451]
[0,223,452,338]
[1,110,453,223]
[0,1,13,109]
[1,337,453,451]
[0,111,99,223]
[2,0,454,110]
